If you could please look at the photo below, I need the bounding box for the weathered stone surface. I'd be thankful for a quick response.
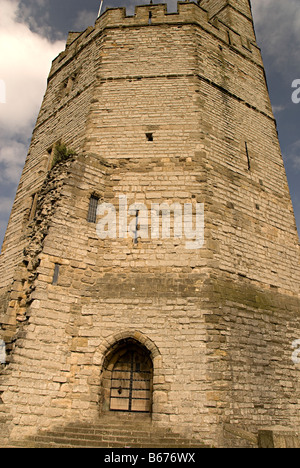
[0,1,299,449]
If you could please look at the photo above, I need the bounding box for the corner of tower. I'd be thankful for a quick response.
[199,0,256,42]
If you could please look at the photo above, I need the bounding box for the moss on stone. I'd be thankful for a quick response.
[51,142,77,169]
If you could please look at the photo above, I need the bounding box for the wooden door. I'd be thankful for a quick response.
[110,349,152,412]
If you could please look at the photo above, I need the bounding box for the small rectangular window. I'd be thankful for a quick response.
[227,30,232,45]
[52,264,60,285]
[46,147,54,171]
[87,195,99,223]
[245,141,251,170]
[146,133,153,142]
[134,210,139,245]
[29,193,38,221]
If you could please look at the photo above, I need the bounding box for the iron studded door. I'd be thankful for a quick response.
[110,350,152,412]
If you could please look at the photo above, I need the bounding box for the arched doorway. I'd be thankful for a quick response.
[101,339,153,413]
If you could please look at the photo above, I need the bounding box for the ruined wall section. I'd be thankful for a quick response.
[0,156,77,344]
[0,25,99,320]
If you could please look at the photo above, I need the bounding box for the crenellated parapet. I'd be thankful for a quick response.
[50,2,261,81]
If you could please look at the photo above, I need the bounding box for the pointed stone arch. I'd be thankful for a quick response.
[95,330,162,414]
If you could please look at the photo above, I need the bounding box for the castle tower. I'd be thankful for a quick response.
[0,2,299,448]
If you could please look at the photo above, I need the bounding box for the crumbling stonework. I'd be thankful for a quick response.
[0,1,299,448]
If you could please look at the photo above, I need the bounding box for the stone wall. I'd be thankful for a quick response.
[0,2,299,448]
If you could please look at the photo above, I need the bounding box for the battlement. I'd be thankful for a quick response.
[50,2,261,80]
[95,2,205,28]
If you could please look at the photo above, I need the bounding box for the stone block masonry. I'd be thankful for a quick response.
[0,2,299,448]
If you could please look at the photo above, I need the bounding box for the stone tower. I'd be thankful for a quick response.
[0,1,299,448]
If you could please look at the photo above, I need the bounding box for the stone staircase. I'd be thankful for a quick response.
[5,413,209,448]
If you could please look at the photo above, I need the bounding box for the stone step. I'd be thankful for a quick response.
[47,425,176,438]
[31,433,205,447]
[2,414,209,448]
[37,430,181,440]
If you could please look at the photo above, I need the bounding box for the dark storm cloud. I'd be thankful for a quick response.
[15,0,147,40]
[15,0,99,40]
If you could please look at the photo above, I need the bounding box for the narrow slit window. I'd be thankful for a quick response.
[227,30,232,45]
[134,210,139,245]
[52,264,60,285]
[148,11,152,25]
[46,147,54,171]
[29,193,38,221]
[62,75,76,96]
[87,195,99,223]
[245,141,251,170]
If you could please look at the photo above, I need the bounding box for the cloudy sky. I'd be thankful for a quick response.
[0,0,299,248]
